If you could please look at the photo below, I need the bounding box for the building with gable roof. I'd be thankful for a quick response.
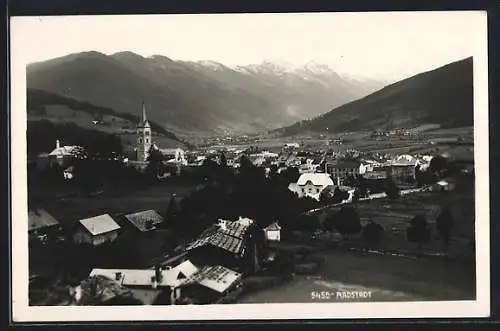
[185,217,264,274]
[73,214,121,246]
[289,173,335,200]
[263,222,281,242]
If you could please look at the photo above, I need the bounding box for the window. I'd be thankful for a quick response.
[139,138,143,144]
[146,130,151,136]
[146,138,149,143]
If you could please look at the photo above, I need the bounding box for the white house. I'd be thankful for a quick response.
[73,214,121,246]
[264,222,281,242]
[289,173,334,200]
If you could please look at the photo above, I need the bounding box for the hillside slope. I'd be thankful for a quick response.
[27,89,186,155]
[275,57,473,136]
[27,52,384,136]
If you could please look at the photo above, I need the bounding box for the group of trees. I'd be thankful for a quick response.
[414,155,458,187]
[169,154,320,237]
[406,207,455,252]
[27,120,123,158]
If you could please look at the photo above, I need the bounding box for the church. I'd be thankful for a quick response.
[129,102,187,175]
[136,102,152,162]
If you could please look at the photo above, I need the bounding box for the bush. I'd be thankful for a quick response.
[406,214,431,249]
[335,206,362,239]
[362,220,384,244]
[436,207,454,248]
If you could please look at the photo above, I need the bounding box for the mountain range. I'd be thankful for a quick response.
[26,51,386,136]
[274,57,473,136]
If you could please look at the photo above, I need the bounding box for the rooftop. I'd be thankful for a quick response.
[124,210,164,232]
[325,159,362,169]
[28,208,59,232]
[186,265,242,294]
[89,260,199,288]
[79,214,121,236]
[185,219,254,254]
[264,222,281,231]
[297,173,334,187]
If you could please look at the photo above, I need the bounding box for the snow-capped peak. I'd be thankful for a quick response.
[197,60,225,70]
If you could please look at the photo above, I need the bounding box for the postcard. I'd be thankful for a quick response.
[10,11,489,321]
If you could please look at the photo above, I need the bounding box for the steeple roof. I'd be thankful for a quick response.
[138,102,151,128]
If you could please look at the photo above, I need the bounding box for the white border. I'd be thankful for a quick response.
[10,11,490,322]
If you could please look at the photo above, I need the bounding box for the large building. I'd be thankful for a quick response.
[324,159,367,179]
[289,173,335,200]
[136,103,152,162]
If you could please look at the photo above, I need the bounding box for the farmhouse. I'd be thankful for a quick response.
[73,214,121,247]
[289,173,334,200]
[185,217,264,274]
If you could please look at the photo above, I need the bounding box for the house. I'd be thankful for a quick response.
[181,265,243,304]
[72,275,138,305]
[390,155,419,182]
[89,260,199,305]
[185,218,264,274]
[28,208,62,242]
[324,159,367,178]
[289,173,334,200]
[264,222,281,242]
[47,140,86,167]
[73,214,121,246]
[124,210,164,232]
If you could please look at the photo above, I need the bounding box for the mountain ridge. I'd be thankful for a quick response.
[27,51,386,136]
[273,57,473,136]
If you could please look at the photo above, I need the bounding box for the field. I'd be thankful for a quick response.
[238,174,476,303]
[238,248,475,303]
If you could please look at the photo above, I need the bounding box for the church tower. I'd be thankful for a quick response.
[136,102,152,162]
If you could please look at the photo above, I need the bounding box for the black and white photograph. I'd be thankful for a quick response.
[10,11,489,321]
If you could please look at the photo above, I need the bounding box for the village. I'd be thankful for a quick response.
[27,104,476,306]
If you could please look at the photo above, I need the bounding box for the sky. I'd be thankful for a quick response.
[11,11,486,81]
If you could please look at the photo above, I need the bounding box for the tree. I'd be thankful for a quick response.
[220,152,227,167]
[436,206,454,252]
[323,210,337,240]
[334,206,362,241]
[406,214,431,251]
[145,146,164,179]
[430,155,448,176]
[362,220,384,245]
[384,179,400,199]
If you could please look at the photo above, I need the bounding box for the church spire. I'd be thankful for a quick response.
[142,102,147,123]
